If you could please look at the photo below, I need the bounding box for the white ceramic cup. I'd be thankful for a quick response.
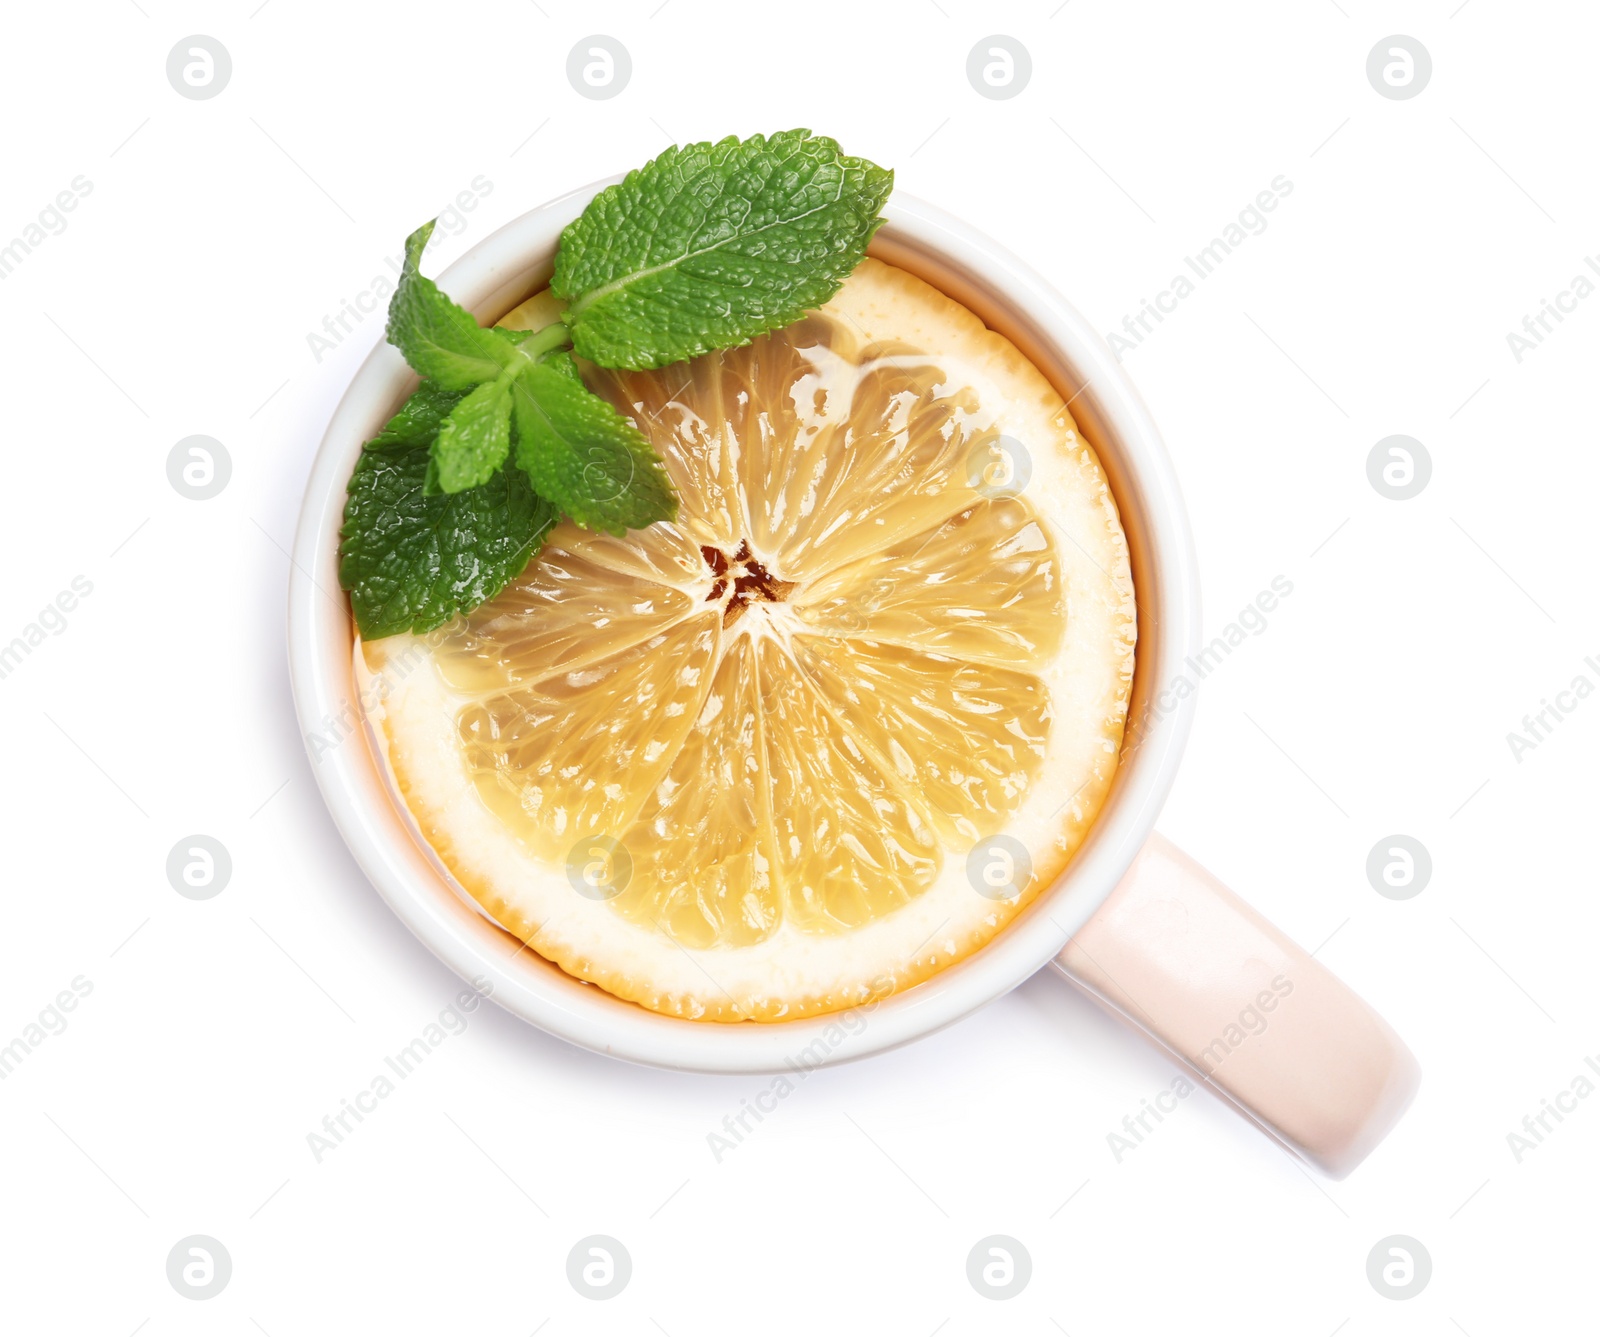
[288,184,1419,1179]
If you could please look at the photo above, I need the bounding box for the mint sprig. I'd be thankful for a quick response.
[339,130,893,639]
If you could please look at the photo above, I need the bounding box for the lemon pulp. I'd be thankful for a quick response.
[361,258,1136,1021]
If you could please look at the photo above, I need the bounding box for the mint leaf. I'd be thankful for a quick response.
[386,221,519,389]
[369,380,466,447]
[339,436,556,639]
[553,129,892,370]
[432,374,514,494]
[510,357,677,534]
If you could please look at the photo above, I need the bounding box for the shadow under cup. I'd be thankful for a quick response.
[290,188,1201,1077]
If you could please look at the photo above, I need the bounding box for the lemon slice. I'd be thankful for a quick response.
[360,258,1135,1022]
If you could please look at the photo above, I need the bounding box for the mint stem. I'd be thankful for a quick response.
[517,322,571,362]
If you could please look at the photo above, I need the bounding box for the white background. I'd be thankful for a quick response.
[1,1,1595,1332]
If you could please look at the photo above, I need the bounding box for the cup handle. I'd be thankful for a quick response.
[1051,833,1420,1178]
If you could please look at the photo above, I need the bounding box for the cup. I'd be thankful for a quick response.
[288,183,1419,1179]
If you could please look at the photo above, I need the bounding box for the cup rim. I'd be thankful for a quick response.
[287,181,1200,1074]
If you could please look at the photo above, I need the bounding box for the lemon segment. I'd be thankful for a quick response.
[791,496,1066,665]
[456,612,721,863]
[788,637,1054,848]
[612,634,775,950]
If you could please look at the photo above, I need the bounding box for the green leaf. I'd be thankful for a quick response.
[339,436,557,640]
[553,129,893,370]
[532,344,585,384]
[368,380,466,447]
[510,357,677,535]
[386,220,519,389]
[432,374,514,494]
